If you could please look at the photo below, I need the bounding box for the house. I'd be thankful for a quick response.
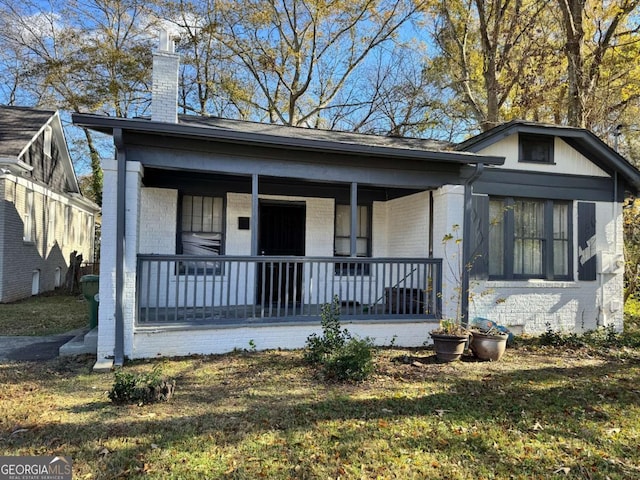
[0,106,99,303]
[72,37,640,368]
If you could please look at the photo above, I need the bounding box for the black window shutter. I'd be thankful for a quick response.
[577,202,597,281]
[469,194,490,279]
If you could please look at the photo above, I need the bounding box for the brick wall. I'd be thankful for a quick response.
[469,200,624,333]
[0,174,95,303]
[151,51,179,124]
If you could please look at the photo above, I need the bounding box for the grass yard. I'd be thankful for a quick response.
[0,291,88,335]
[1,340,639,479]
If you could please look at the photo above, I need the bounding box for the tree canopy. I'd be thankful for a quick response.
[0,0,638,169]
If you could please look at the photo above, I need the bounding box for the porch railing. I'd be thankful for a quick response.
[136,255,442,325]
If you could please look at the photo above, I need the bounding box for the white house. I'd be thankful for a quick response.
[0,106,99,303]
[72,38,640,369]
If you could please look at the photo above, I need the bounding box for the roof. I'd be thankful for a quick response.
[457,120,640,192]
[71,113,505,166]
[0,105,56,158]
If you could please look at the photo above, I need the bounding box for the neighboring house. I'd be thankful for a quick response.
[72,37,640,368]
[0,106,99,303]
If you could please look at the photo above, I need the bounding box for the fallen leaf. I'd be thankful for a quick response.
[434,409,449,417]
[98,448,110,458]
[150,443,159,449]
[532,422,544,431]
[553,467,571,475]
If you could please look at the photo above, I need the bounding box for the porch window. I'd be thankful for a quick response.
[488,197,571,280]
[334,204,370,275]
[179,195,224,274]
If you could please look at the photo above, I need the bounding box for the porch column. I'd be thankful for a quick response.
[350,182,357,257]
[251,174,258,256]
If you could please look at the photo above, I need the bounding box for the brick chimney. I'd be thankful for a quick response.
[151,29,179,123]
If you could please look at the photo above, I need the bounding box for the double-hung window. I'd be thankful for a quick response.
[488,197,571,280]
[334,204,370,275]
[179,195,224,274]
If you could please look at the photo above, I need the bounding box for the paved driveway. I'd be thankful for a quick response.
[0,333,76,362]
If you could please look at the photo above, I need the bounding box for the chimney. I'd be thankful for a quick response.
[151,29,179,123]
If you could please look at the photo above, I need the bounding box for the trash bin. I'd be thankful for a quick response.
[80,274,100,329]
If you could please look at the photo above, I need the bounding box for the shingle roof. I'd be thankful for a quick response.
[179,115,453,152]
[0,105,55,158]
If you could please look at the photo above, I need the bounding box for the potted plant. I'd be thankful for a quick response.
[430,319,470,362]
[429,225,470,362]
[469,319,509,361]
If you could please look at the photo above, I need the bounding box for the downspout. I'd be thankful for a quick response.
[428,191,434,258]
[461,163,485,326]
[113,128,126,366]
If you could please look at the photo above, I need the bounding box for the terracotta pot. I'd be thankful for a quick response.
[430,333,469,362]
[470,331,508,361]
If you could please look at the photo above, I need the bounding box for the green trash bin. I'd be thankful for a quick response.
[80,274,100,329]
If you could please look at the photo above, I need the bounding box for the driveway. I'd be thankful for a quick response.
[0,332,78,362]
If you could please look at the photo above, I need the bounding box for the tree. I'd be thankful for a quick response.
[557,0,640,128]
[173,0,427,127]
[0,0,161,205]
[429,0,553,131]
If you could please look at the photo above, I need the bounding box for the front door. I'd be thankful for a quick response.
[258,202,306,306]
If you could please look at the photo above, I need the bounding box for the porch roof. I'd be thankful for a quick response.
[72,113,504,166]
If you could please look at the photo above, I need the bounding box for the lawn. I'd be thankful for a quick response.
[0,291,89,335]
[1,339,639,479]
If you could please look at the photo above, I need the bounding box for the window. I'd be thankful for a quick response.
[48,201,56,246]
[179,195,224,274]
[23,190,34,243]
[488,197,571,280]
[43,125,52,158]
[519,134,554,164]
[334,204,370,275]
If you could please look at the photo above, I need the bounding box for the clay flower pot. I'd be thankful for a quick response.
[430,332,469,362]
[470,330,508,361]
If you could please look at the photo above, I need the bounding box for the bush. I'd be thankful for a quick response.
[108,364,175,405]
[323,337,375,381]
[304,296,376,381]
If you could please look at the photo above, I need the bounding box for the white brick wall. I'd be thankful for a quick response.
[132,320,439,359]
[432,186,465,320]
[468,200,624,334]
[151,51,179,124]
[97,159,143,361]
[139,188,177,254]
[386,191,430,257]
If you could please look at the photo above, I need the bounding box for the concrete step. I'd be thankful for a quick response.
[59,327,98,356]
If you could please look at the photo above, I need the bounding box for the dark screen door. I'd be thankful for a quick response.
[258,202,305,306]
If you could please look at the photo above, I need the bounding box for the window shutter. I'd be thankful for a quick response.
[577,202,596,281]
[469,194,489,279]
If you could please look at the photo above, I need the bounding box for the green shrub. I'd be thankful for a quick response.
[108,364,175,405]
[323,337,375,381]
[304,296,351,364]
[537,322,640,350]
[304,296,376,381]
